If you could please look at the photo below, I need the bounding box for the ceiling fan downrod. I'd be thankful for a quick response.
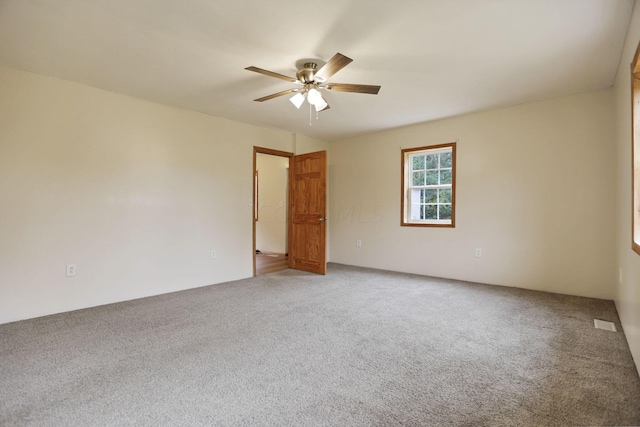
[296,63,319,84]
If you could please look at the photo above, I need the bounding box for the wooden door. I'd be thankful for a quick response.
[289,151,327,275]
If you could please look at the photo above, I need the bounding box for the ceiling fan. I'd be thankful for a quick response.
[245,53,381,116]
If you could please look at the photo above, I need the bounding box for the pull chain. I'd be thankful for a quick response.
[308,102,321,126]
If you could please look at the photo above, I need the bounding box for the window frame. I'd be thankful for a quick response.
[632,42,640,255]
[401,142,456,227]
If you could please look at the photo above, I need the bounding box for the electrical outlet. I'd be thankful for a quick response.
[211,250,217,259]
[475,248,482,258]
[356,239,362,248]
[66,264,76,277]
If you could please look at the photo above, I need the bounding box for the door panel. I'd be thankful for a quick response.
[289,151,327,275]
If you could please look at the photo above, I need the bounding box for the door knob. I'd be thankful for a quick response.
[319,217,328,222]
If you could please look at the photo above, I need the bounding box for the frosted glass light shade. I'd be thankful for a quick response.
[289,92,306,109]
[314,96,328,111]
[307,88,321,105]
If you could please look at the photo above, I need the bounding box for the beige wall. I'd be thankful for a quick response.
[0,66,301,324]
[329,89,616,300]
[614,0,640,371]
[294,133,330,155]
[256,153,289,253]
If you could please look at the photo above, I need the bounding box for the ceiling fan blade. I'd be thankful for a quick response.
[245,66,298,83]
[314,53,353,82]
[254,88,299,102]
[324,83,381,94]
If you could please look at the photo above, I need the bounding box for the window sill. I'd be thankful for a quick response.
[401,221,455,228]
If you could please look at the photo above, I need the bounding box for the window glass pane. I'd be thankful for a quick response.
[426,154,438,169]
[440,152,452,168]
[439,188,452,203]
[412,171,425,186]
[412,155,425,171]
[425,205,438,219]
[440,169,452,185]
[424,189,438,203]
[440,204,452,220]
[426,171,438,185]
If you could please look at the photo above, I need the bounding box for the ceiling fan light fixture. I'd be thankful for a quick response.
[289,91,306,109]
[307,88,322,105]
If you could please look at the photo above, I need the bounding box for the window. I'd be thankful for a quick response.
[401,143,456,227]
[632,42,640,255]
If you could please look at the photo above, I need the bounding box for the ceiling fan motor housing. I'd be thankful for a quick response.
[296,63,319,83]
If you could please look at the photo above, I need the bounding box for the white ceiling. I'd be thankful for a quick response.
[0,0,634,141]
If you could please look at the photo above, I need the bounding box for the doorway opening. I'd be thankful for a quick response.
[253,147,293,276]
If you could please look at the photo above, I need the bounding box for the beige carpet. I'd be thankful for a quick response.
[1,263,639,426]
